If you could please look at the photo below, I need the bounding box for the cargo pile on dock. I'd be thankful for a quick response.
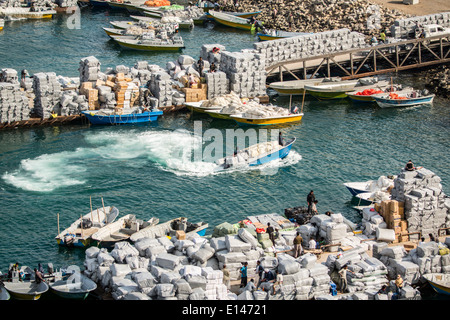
[389,12,450,39]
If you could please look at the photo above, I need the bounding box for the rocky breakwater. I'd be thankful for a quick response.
[220,0,407,36]
[421,65,450,99]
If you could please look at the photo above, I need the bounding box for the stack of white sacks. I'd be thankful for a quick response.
[0,82,30,123]
[79,56,101,84]
[253,29,367,68]
[219,51,267,99]
[32,72,62,119]
[390,12,450,39]
[148,71,175,108]
[205,71,229,100]
[59,90,89,116]
[391,168,449,241]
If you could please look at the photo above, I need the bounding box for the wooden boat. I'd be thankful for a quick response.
[0,7,56,20]
[347,83,406,103]
[185,101,222,113]
[372,90,435,108]
[206,10,254,31]
[269,77,342,96]
[111,34,185,51]
[89,0,111,8]
[230,113,304,126]
[0,285,10,300]
[91,214,159,247]
[216,137,296,169]
[130,217,208,242]
[304,79,361,100]
[49,273,97,300]
[82,109,163,125]
[423,273,450,295]
[55,205,120,247]
[257,30,309,41]
[204,109,238,120]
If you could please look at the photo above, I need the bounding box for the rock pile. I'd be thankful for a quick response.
[422,65,450,98]
[218,0,407,36]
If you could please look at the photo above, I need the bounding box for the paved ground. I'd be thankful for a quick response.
[370,0,450,16]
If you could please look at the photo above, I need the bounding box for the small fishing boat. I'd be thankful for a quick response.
[91,214,159,247]
[111,34,185,51]
[304,79,361,100]
[110,20,144,29]
[423,273,450,295]
[103,27,127,37]
[206,10,254,31]
[82,108,163,125]
[185,101,222,113]
[0,7,56,20]
[269,77,342,96]
[257,30,309,41]
[354,190,391,206]
[204,109,238,120]
[55,205,120,247]
[49,273,97,300]
[130,217,208,242]
[216,137,296,169]
[347,83,406,103]
[0,285,10,300]
[204,10,261,21]
[3,281,49,300]
[89,0,111,8]
[230,113,304,126]
[371,90,435,108]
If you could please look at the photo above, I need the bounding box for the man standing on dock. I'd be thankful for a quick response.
[293,231,303,258]
[307,190,316,215]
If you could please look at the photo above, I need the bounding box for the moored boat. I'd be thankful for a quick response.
[185,101,222,113]
[0,285,10,300]
[89,0,111,8]
[130,217,208,242]
[204,109,238,120]
[231,113,304,126]
[269,77,342,96]
[49,273,97,300]
[91,214,159,247]
[111,34,185,51]
[423,273,450,295]
[347,83,405,103]
[82,108,164,125]
[257,30,309,41]
[55,205,120,247]
[206,10,254,31]
[372,90,435,108]
[304,78,387,100]
[0,7,56,20]
[2,269,49,301]
[354,190,391,206]
[216,137,296,169]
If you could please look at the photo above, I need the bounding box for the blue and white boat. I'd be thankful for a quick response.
[343,181,376,196]
[216,137,296,169]
[372,90,435,108]
[82,109,163,125]
[423,273,450,296]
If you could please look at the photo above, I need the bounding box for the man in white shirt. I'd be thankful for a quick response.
[272,270,283,295]
[309,238,317,249]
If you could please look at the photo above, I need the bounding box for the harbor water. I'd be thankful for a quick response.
[0,8,449,273]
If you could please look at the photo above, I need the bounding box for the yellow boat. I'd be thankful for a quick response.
[103,27,124,37]
[3,281,49,300]
[0,8,55,20]
[230,113,304,126]
[185,101,222,114]
[111,35,185,51]
[204,109,237,120]
[206,10,254,31]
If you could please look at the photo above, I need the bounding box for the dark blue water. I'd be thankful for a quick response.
[0,8,449,274]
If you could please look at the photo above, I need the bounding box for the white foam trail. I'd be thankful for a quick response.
[2,129,302,191]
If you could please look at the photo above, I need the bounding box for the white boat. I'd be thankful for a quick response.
[304,77,385,100]
[0,6,56,20]
[423,273,450,295]
[91,214,159,247]
[130,217,208,242]
[2,266,49,301]
[354,190,391,206]
[55,205,120,247]
[49,273,97,300]
[185,101,223,113]
[111,34,185,51]
[372,89,435,108]
[0,285,10,300]
[269,77,342,96]
[343,175,395,197]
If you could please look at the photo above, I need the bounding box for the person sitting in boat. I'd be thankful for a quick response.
[278,132,284,146]
[34,268,45,284]
[404,160,416,171]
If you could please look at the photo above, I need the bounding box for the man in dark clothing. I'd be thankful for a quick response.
[209,62,217,73]
[34,268,45,284]
[197,57,205,76]
[278,132,284,146]
[255,260,264,288]
[266,223,275,245]
[404,160,415,171]
[307,190,315,215]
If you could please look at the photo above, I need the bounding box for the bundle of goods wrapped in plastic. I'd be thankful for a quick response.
[79,56,101,83]
[59,90,89,116]
[0,82,31,123]
[32,72,62,119]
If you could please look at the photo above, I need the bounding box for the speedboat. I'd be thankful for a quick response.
[216,137,296,169]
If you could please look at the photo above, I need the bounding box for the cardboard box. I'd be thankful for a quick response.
[176,230,186,240]
[106,80,115,88]
[107,75,115,82]
[115,73,125,82]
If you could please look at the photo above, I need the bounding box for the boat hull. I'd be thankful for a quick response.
[347,94,376,102]
[3,282,49,300]
[231,114,303,126]
[56,237,91,247]
[424,274,450,295]
[343,182,373,196]
[373,95,435,108]
[114,39,184,51]
[205,111,235,120]
[307,91,349,100]
[249,141,294,166]
[206,12,253,30]
[89,0,111,7]
[82,110,163,125]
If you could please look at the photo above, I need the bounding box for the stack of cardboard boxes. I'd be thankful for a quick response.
[79,82,99,110]
[375,200,408,243]
[181,83,207,103]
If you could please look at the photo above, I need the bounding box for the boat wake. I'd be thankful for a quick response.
[2,129,302,191]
